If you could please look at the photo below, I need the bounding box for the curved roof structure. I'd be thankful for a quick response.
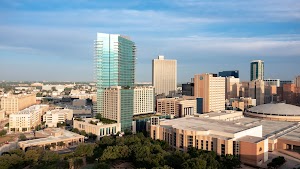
[248,103,300,116]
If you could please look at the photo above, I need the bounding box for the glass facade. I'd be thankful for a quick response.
[95,33,136,131]
[218,70,239,78]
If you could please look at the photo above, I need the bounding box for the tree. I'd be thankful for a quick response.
[57,141,65,147]
[182,158,207,169]
[41,151,60,165]
[72,128,80,134]
[25,149,41,165]
[19,134,27,141]
[0,129,7,136]
[267,156,286,169]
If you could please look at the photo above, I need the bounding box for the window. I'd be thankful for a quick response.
[233,141,239,156]
[180,134,184,148]
[153,130,156,140]
[211,141,214,151]
[201,140,203,149]
[206,141,209,150]
[173,133,177,147]
[188,136,193,147]
[221,144,225,156]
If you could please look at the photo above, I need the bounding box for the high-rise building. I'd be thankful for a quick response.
[152,55,177,96]
[295,75,300,87]
[156,97,196,117]
[219,70,239,78]
[194,73,225,113]
[264,79,280,87]
[95,33,136,131]
[133,86,154,115]
[280,80,293,87]
[250,60,264,81]
[225,76,240,99]
[249,80,265,105]
[0,93,36,115]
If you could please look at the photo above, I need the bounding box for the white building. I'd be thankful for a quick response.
[152,55,177,96]
[134,86,154,115]
[9,105,49,132]
[43,109,73,127]
[264,79,280,87]
[225,76,240,99]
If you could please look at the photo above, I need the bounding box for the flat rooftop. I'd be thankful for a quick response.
[160,117,258,134]
[237,135,266,143]
[279,127,300,142]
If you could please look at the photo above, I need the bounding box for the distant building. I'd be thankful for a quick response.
[152,55,177,96]
[264,79,280,87]
[225,76,240,100]
[72,99,87,107]
[249,80,265,105]
[218,70,239,78]
[194,73,225,113]
[182,82,194,96]
[0,93,36,115]
[9,104,49,132]
[73,118,121,139]
[239,82,250,98]
[229,97,256,110]
[133,86,154,115]
[280,80,293,87]
[295,75,300,87]
[43,109,73,127]
[156,97,196,117]
[250,60,264,81]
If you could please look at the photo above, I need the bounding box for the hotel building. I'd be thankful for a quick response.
[194,73,225,113]
[134,86,154,115]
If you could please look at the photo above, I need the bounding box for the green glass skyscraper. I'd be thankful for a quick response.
[95,33,136,131]
[250,60,264,81]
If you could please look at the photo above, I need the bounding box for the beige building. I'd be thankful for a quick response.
[229,97,256,110]
[73,118,121,139]
[18,128,84,151]
[134,86,154,115]
[156,97,196,117]
[101,86,121,122]
[148,117,268,166]
[295,75,300,87]
[9,104,49,132]
[249,80,265,105]
[0,93,36,115]
[152,55,177,96]
[194,73,225,113]
[43,109,73,127]
[0,109,5,120]
[225,76,240,99]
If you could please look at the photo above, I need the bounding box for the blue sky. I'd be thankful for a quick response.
[0,0,299,82]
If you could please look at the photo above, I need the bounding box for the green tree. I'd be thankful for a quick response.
[19,134,27,141]
[182,158,207,169]
[25,149,41,165]
[41,151,60,165]
[0,129,7,136]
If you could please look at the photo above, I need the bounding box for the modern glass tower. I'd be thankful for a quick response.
[250,60,264,81]
[95,33,136,131]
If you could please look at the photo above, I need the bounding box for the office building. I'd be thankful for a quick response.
[219,70,239,78]
[152,55,177,96]
[9,105,49,132]
[182,82,194,96]
[0,93,36,115]
[134,86,154,115]
[156,97,196,117]
[225,76,240,99]
[295,75,300,87]
[43,109,73,127]
[229,97,256,110]
[249,80,265,105]
[95,33,135,131]
[194,73,225,113]
[250,60,264,81]
[73,118,120,139]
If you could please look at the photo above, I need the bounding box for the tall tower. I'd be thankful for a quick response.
[250,60,264,81]
[194,73,225,113]
[95,33,136,131]
[152,55,177,96]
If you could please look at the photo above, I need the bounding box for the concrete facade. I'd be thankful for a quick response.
[152,55,177,96]
[134,86,154,115]
[249,80,265,105]
[156,97,196,117]
[225,76,240,100]
[43,109,73,127]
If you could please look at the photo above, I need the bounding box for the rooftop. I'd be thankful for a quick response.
[279,127,300,142]
[248,103,300,116]
[237,135,266,143]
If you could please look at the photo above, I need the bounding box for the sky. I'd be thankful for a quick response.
[0,0,299,83]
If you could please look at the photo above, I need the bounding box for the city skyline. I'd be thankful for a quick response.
[1,0,300,82]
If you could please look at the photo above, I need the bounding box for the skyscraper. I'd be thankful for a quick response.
[194,73,225,113]
[95,33,136,131]
[249,80,265,105]
[152,55,177,96]
[250,60,264,81]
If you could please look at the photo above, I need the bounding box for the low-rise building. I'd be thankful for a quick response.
[156,97,196,117]
[0,93,36,115]
[73,118,121,139]
[9,104,49,132]
[18,128,84,151]
[43,109,73,127]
